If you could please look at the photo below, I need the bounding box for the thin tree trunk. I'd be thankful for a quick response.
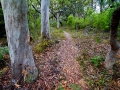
[105,6,120,70]
[57,13,60,28]
[41,0,51,39]
[1,0,38,83]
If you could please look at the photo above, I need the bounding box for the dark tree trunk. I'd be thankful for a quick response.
[0,2,5,38]
[105,6,120,69]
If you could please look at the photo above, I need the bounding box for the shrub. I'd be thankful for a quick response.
[51,28,65,41]
[90,56,104,67]
[34,39,53,53]
[67,14,75,28]
[0,46,9,69]
[92,9,112,31]
[67,15,82,30]
[94,36,102,43]
[0,46,9,59]
[67,3,120,32]
[50,21,57,27]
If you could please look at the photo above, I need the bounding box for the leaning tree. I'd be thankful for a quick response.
[105,6,120,69]
[1,0,38,84]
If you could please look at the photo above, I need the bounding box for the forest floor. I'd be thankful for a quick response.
[32,31,86,90]
[1,28,120,90]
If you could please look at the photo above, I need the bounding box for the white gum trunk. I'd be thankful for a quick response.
[1,0,38,83]
[57,13,60,28]
[41,0,50,39]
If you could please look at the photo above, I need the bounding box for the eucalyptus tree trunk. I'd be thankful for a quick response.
[41,0,51,39]
[105,7,120,70]
[1,0,38,84]
[57,13,60,28]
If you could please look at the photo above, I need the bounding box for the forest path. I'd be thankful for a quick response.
[59,31,82,84]
[34,31,87,90]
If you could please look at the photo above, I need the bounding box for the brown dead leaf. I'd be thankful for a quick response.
[22,70,28,76]
[14,84,21,88]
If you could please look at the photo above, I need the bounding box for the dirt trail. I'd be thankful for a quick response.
[58,31,81,84]
[34,31,88,90]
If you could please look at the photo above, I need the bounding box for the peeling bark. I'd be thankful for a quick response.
[41,0,51,39]
[1,0,38,83]
[105,6,120,70]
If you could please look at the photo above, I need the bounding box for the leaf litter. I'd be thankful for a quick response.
[1,31,120,90]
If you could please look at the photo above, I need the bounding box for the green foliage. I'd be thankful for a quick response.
[90,4,120,31]
[28,15,41,40]
[99,74,106,86]
[90,56,104,67]
[51,28,65,41]
[66,6,118,32]
[83,7,114,31]
[0,46,9,59]
[70,84,81,90]
[34,39,53,53]
[57,84,81,90]
[92,9,112,31]
[34,28,64,53]
[26,74,33,83]
[67,15,85,30]
[67,15,74,28]
[86,7,94,16]
[57,84,64,90]
[50,21,57,27]
[0,46,9,69]
[0,52,3,59]
[27,2,41,41]
[94,36,102,43]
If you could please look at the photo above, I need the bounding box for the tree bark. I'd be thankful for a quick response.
[1,0,38,83]
[57,13,60,28]
[41,0,51,39]
[105,6,120,70]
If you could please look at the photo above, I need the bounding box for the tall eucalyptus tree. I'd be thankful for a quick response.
[1,0,38,84]
[41,0,51,39]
